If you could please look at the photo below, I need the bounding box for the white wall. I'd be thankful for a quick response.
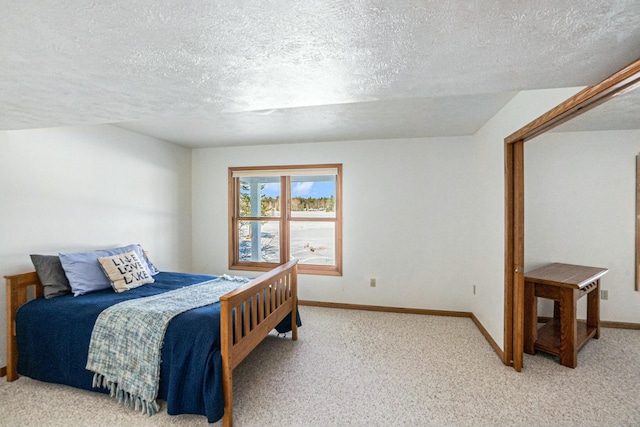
[3,87,627,370]
[0,124,192,367]
[192,137,479,312]
[469,87,584,350]
[525,129,640,323]
[191,88,590,354]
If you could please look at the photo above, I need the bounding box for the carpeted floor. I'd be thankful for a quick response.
[1,306,639,426]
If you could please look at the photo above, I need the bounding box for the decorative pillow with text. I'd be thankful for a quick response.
[97,250,154,293]
[60,244,158,296]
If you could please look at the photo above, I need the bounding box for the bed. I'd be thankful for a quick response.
[5,258,299,427]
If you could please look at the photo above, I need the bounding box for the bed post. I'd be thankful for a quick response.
[220,297,233,427]
[5,276,18,381]
[291,262,298,341]
[216,259,299,427]
[5,272,43,382]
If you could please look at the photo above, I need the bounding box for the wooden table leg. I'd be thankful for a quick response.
[559,288,578,368]
[524,280,537,355]
[553,300,561,321]
[587,279,600,339]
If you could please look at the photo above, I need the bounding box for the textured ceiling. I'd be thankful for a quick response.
[117,93,517,147]
[1,1,639,147]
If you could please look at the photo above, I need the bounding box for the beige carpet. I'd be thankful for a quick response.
[1,306,639,426]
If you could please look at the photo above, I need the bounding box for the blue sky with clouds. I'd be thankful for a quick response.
[262,181,335,198]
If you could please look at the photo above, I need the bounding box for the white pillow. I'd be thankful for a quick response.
[97,250,154,293]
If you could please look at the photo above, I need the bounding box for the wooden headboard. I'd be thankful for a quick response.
[5,272,43,381]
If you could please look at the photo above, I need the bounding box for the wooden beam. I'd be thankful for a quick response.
[298,300,472,318]
[512,141,525,372]
[470,314,504,362]
[503,141,515,367]
[505,58,640,145]
[636,154,640,292]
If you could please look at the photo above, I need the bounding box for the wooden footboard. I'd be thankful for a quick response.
[4,260,298,427]
[219,259,298,427]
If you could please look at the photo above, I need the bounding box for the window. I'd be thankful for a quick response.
[229,164,342,276]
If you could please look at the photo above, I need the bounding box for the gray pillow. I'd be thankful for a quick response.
[30,254,72,299]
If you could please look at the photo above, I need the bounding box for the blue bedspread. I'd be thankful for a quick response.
[16,271,301,423]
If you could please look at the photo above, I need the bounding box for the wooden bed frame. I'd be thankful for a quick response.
[5,259,298,427]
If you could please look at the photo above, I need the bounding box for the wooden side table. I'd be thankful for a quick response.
[524,263,608,368]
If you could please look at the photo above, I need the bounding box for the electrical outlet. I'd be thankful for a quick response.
[601,289,608,300]
[370,278,376,287]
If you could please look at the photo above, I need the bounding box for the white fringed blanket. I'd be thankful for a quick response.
[86,275,249,416]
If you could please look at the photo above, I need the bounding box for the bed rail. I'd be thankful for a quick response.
[219,259,298,427]
[4,271,43,382]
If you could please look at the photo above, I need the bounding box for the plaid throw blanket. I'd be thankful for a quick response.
[86,275,250,416]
